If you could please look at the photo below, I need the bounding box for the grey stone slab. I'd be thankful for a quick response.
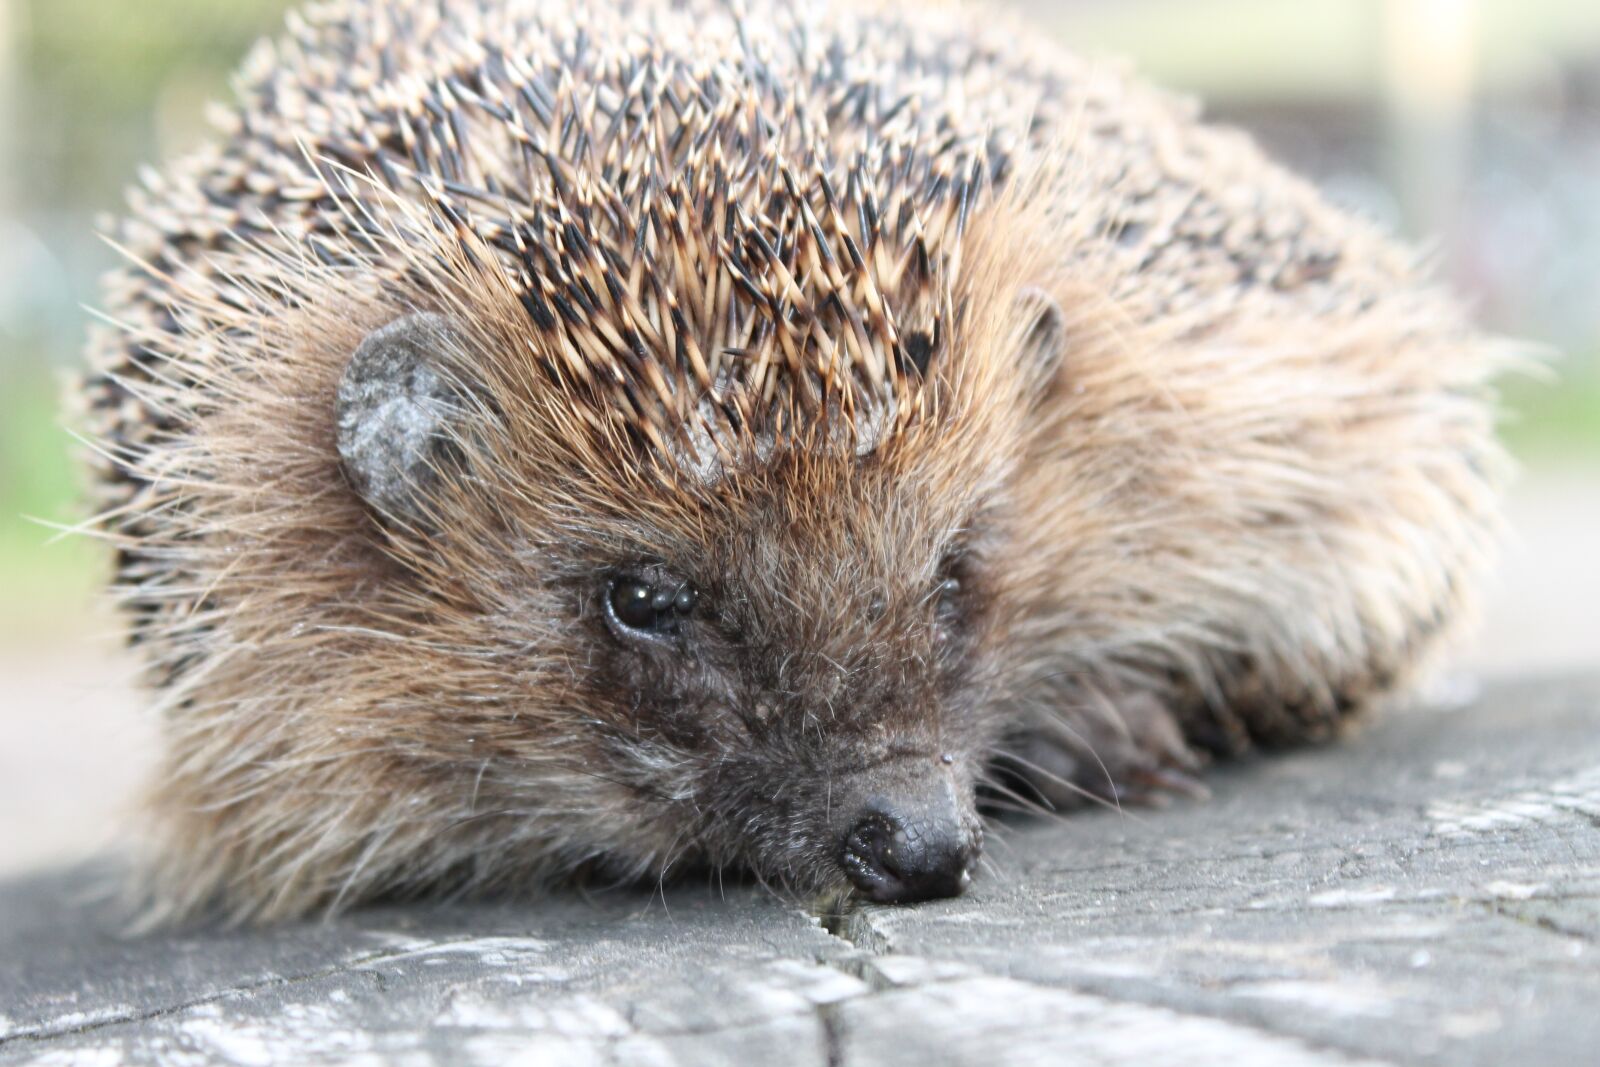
[843,673,1600,1067]
[1,674,1596,1066]
[0,881,853,1066]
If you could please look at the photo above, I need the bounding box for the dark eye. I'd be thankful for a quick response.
[606,576,697,640]
[932,548,971,638]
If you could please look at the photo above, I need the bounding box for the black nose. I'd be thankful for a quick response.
[840,804,979,903]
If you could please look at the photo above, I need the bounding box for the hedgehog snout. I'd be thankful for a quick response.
[836,761,981,903]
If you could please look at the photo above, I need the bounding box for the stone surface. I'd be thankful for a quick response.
[1,674,1596,1066]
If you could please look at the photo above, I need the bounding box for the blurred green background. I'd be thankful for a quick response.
[0,0,1596,634]
[0,0,289,632]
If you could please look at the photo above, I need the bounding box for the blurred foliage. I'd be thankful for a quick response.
[0,371,96,628]
[1040,0,1600,98]
[3,0,289,631]
[1502,365,1600,460]
[17,0,286,210]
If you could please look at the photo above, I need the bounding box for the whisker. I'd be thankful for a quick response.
[988,747,1128,818]
[979,763,1059,815]
[977,796,1052,819]
[976,775,1062,821]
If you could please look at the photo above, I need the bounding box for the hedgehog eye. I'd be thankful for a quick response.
[932,551,970,637]
[606,576,697,641]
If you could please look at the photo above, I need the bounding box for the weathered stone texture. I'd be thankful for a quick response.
[3,675,1595,1066]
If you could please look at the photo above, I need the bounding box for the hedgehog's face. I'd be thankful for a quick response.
[559,461,1005,903]
[337,293,1064,904]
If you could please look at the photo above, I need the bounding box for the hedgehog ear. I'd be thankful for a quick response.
[335,312,474,524]
[1015,286,1068,397]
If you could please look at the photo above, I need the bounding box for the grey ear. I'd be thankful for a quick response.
[1016,286,1068,392]
[336,312,469,523]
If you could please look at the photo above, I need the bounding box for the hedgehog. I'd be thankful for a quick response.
[77,0,1509,924]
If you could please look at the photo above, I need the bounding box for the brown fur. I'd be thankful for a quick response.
[75,0,1509,923]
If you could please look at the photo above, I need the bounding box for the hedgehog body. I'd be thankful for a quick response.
[81,0,1507,922]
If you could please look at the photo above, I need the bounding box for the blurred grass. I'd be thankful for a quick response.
[1501,363,1600,462]
[17,0,288,212]
[0,369,99,635]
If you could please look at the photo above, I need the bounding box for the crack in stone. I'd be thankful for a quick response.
[814,903,894,957]
[1492,901,1600,946]
[817,1001,846,1067]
